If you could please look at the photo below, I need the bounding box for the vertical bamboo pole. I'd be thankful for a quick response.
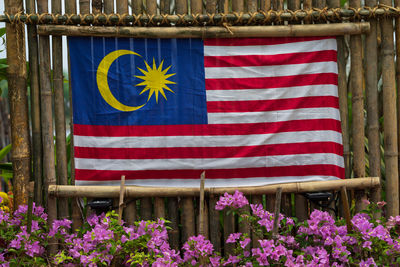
[232,0,243,12]
[381,0,399,216]
[182,196,196,242]
[167,198,180,250]
[238,196,250,249]
[395,0,400,210]
[79,0,90,14]
[223,204,235,255]
[37,0,57,254]
[252,195,263,248]
[191,0,203,14]
[365,0,381,205]
[160,0,171,14]
[104,0,114,13]
[177,0,188,13]
[313,0,326,9]
[247,0,257,12]
[66,0,82,230]
[303,0,312,10]
[288,0,300,10]
[209,194,221,252]
[92,0,103,13]
[349,0,367,212]
[206,0,217,13]
[26,0,42,205]
[52,0,68,220]
[117,0,129,13]
[5,0,31,208]
[132,0,142,14]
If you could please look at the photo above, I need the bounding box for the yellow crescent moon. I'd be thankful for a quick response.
[96,50,146,112]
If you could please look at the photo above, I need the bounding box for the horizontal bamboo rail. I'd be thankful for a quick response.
[37,23,370,38]
[49,177,380,198]
[0,8,397,25]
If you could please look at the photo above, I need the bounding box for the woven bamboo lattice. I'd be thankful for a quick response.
[2,5,400,26]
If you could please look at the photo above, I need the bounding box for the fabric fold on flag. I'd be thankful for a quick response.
[69,36,344,187]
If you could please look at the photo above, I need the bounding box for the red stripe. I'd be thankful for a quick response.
[75,142,343,160]
[207,96,339,113]
[205,73,338,90]
[204,51,337,68]
[74,119,341,137]
[204,37,334,46]
[75,164,345,181]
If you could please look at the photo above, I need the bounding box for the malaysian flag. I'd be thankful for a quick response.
[69,36,344,187]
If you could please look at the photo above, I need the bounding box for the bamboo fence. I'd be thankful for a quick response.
[3,0,400,252]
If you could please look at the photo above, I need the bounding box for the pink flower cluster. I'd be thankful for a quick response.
[215,190,249,210]
[0,191,399,266]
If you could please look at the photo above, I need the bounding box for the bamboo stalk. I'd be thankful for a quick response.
[395,0,400,212]
[104,0,114,13]
[27,182,34,233]
[271,188,282,238]
[38,0,57,254]
[349,0,367,213]
[232,0,244,12]
[26,0,42,205]
[177,0,188,14]
[340,187,352,231]
[79,0,90,14]
[140,198,152,220]
[124,199,137,225]
[49,177,381,198]
[92,0,103,14]
[223,207,235,255]
[303,0,312,9]
[182,197,196,243]
[37,23,370,38]
[65,0,81,231]
[154,197,165,218]
[52,0,69,220]
[206,0,217,13]
[238,197,250,247]
[191,0,203,14]
[217,0,228,13]
[288,0,300,10]
[365,0,381,206]
[209,194,221,252]
[251,195,263,248]
[160,0,171,14]
[199,171,206,236]
[295,194,308,222]
[6,0,30,208]
[118,176,126,224]
[132,0,142,14]
[117,0,129,13]
[260,0,271,12]
[167,198,180,250]
[380,0,400,217]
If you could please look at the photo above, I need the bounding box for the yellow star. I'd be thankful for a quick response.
[135,58,176,103]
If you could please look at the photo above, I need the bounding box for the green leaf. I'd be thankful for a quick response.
[0,144,11,161]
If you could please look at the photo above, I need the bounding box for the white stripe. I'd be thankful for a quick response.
[76,176,340,187]
[74,130,342,149]
[75,153,344,170]
[206,85,338,102]
[208,107,340,124]
[205,62,338,79]
[204,39,337,57]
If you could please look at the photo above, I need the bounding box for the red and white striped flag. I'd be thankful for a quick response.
[71,36,344,187]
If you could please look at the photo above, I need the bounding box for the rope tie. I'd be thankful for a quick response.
[222,22,234,35]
